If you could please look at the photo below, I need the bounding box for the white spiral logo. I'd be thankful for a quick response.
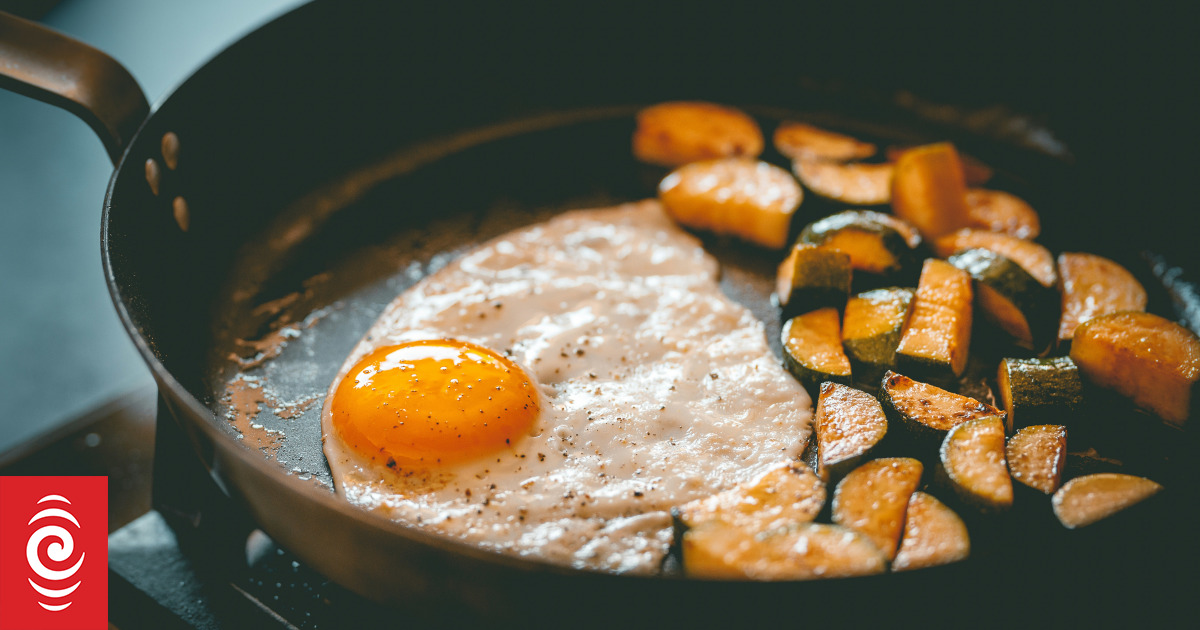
[26,494,85,612]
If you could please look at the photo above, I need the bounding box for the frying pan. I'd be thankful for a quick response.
[4,1,1198,624]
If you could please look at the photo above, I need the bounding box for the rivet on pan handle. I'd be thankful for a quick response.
[0,11,149,165]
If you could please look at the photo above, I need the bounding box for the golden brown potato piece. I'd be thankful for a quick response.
[633,101,764,167]
[1070,311,1200,426]
[892,492,970,571]
[1057,253,1147,347]
[888,145,994,185]
[774,121,876,161]
[934,228,1057,288]
[832,457,923,561]
[895,259,974,380]
[658,158,802,249]
[1052,473,1162,529]
[676,463,825,531]
[890,143,971,239]
[965,188,1041,239]
[682,521,887,580]
[793,158,893,205]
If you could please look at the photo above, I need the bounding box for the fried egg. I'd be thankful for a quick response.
[320,200,812,573]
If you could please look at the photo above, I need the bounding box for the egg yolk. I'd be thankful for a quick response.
[330,339,540,466]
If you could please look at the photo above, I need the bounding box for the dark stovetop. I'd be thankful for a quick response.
[108,508,396,629]
[107,397,379,630]
[2,387,400,629]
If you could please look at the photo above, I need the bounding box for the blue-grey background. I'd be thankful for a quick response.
[0,0,304,458]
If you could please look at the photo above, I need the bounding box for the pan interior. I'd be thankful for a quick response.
[206,109,805,489]
[200,106,1190,575]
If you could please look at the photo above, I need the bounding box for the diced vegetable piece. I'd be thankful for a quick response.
[659,158,802,249]
[887,145,994,185]
[1051,473,1162,529]
[1070,311,1200,426]
[1006,424,1068,494]
[890,143,971,239]
[782,309,853,390]
[798,211,920,275]
[632,101,763,167]
[675,463,825,531]
[997,357,1083,431]
[813,383,888,482]
[808,227,899,275]
[776,243,852,315]
[933,228,1057,288]
[842,287,915,379]
[773,121,877,161]
[833,458,923,561]
[891,492,970,571]
[881,371,1005,440]
[895,259,973,380]
[940,416,1013,512]
[682,521,887,580]
[964,188,1041,239]
[1057,253,1148,348]
[948,248,1058,352]
[793,158,893,205]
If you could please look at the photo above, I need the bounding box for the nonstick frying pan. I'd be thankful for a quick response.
[4,1,1198,624]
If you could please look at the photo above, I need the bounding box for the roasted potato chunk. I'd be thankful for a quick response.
[794,158,893,205]
[965,188,1041,239]
[892,492,970,571]
[1070,311,1200,426]
[934,228,1057,288]
[890,142,971,239]
[1052,473,1162,529]
[1056,253,1147,348]
[774,121,876,161]
[659,158,802,249]
[676,463,825,531]
[633,101,763,167]
[683,522,887,580]
[832,457,923,561]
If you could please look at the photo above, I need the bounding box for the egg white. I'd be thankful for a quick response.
[320,200,812,573]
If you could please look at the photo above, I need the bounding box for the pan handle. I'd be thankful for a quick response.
[0,11,149,165]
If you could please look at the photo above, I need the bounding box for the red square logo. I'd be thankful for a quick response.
[0,477,107,630]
